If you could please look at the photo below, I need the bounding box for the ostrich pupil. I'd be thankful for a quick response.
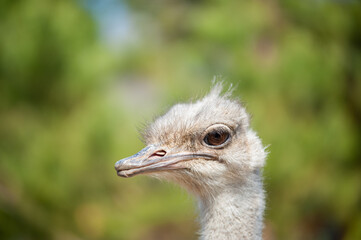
[205,130,229,146]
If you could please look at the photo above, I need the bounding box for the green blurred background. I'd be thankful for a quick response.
[0,0,360,239]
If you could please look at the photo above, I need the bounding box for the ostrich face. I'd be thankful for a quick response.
[115,85,265,194]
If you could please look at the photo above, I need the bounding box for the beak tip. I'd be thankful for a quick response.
[114,159,123,169]
[114,164,119,171]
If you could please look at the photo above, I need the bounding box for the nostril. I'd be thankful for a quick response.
[149,150,167,158]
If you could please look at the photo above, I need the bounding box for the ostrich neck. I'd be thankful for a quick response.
[197,175,264,240]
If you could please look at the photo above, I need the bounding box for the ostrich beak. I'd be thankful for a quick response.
[115,145,217,177]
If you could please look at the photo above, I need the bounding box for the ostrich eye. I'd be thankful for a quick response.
[204,129,230,147]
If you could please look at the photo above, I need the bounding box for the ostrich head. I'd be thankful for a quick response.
[115,83,266,198]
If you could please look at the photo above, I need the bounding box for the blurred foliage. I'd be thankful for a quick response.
[0,0,360,240]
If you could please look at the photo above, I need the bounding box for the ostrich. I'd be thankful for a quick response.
[115,83,267,240]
